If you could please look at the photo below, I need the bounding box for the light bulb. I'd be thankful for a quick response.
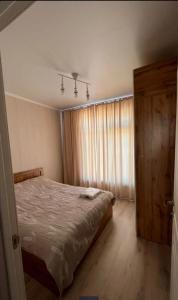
[74,80,78,97]
[86,84,90,100]
[61,76,65,95]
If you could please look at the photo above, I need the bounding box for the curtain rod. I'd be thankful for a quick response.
[60,94,133,112]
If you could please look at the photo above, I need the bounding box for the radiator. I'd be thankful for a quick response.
[170,216,178,300]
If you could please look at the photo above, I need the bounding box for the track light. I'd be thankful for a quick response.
[58,72,90,100]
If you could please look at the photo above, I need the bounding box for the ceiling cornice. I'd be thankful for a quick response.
[0,1,34,32]
[5,92,59,111]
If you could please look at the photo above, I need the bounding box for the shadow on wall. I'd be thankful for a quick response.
[136,3,178,66]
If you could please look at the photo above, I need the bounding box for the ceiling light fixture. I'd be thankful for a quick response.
[58,72,90,100]
[60,75,65,95]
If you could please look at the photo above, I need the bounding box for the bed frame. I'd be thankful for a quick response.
[14,168,113,296]
[14,168,44,183]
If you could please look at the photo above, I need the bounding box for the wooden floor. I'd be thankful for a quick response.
[25,201,171,300]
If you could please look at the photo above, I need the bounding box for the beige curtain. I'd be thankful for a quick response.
[62,97,135,200]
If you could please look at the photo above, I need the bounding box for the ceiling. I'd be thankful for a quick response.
[1,1,178,109]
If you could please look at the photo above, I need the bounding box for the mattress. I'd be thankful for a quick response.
[15,177,113,292]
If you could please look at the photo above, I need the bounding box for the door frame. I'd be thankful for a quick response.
[0,54,26,300]
[0,2,34,299]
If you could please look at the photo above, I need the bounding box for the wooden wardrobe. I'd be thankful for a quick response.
[134,59,177,245]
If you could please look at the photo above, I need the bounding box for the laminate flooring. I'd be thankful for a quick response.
[25,201,171,300]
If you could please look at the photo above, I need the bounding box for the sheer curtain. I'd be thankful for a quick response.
[62,97,135,200]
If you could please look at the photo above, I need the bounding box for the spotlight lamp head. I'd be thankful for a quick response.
[86,83,90,100]
[60,76,65,95]
[74,87,78,97]
[74,79,78,97]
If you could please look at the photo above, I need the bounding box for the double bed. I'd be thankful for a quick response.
[14,168,114,296]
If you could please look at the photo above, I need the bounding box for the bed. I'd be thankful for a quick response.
[14,168,114,296]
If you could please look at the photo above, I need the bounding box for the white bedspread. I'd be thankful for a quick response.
[15,177,113,292]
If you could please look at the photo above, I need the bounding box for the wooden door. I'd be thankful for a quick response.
[134,59,177,244]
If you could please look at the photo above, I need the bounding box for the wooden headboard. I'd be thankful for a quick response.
[14,168,44,184]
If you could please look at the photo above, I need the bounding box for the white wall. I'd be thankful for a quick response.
[5,95,63,182]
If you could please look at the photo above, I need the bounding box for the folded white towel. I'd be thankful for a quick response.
[80,188,102,200]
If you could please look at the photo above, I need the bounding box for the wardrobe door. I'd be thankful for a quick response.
[134,59,177,245]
